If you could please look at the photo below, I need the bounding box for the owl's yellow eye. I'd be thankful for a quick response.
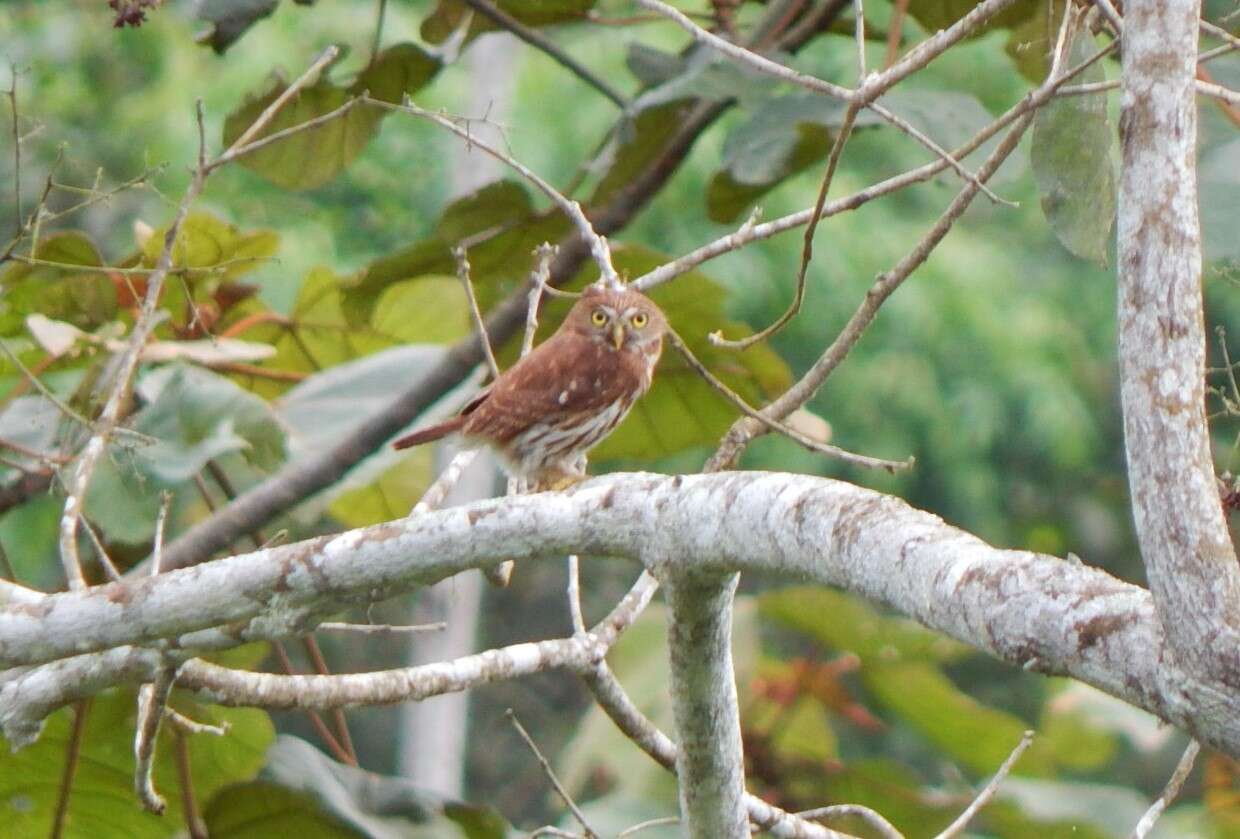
[630,312,649,328]
[591,310,608,326]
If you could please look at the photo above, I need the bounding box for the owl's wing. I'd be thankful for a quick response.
[461,335,634,443]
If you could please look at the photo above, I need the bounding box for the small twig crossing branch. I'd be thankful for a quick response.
[1128,740,1200,839]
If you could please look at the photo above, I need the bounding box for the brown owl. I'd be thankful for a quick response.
[393,283,668,489]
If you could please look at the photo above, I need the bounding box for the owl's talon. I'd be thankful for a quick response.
[541,473,587,492]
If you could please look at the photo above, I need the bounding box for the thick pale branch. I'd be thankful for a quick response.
[5,472,1240,758]
[1117,0,1240,681]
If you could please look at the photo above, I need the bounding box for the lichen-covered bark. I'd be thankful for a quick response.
[1117,0,1240,684]
[4,471,1240,757]
[664,573,748,838]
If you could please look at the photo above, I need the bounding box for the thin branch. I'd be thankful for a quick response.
[459,0,627,108]
[508,709,600,839]
[151,490,172,576]
[134,667,178,814]
[364,96,622,289]
[317,621,447,634]
[173,729,209,839]
[411,449,480,515]
[1090,0,1123,35]
[229,46,340,152]
[454,246,501,379]
[301,635,358,765]
[567,555,586,634]
[270,640,354,765]
[370,0,388,61]
[797,805,903,839]
[884,0,909,67]
[524,243,556,357]
[933,730,1033,839]
[7,64,21,236]
[618,817,680,838]
[669,329,912,472]
[50,700,89,839]
[704,22,1082,469]
[1128,740,1200,839]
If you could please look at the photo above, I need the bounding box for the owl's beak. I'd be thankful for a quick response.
[611,323,625,350]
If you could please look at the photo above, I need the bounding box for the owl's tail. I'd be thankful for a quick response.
[392,416,466,450]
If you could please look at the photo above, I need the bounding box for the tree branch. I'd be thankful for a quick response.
[6,471,1240,760]
[1117,0,1240,684]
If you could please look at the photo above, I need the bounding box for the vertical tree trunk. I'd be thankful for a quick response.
[665,573,749,838]
[1117,0,1240,684]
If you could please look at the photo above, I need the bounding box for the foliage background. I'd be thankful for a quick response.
[1,0,1239,836]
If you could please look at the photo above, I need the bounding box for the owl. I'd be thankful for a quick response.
[393,283,668,489]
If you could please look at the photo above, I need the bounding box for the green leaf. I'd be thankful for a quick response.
[706,94,863,223]
[863,661,1045,775]
[222,44,439,191]
[370,275,470,345]
[205,781,365,839]
[355,43,440,105]
[276,344,479,520]
[436,180,534,244]
[254,735,510,838]
[589,99,699,209]
[1030,30,1116,265]
[421,0,595,45]
[0,231,115,335]
[84,364,287,544]
[141,211,278,278]
[626,44,683,87]
[759,586,969,663]
[0,688,273,839]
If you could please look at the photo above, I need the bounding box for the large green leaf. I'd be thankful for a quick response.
[222,43,439,190]
[0,688,273,839]
[759,586,970,663]
[253,735,511,838]
[348,181,570,322]
[588,99,700,209]
[140,211,279,281]
[1030,31,1115,265]
[0,231,115,336]
[205,781,365,839]
[84,364,288,544]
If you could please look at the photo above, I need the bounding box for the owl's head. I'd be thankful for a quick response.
[567,284,667,352]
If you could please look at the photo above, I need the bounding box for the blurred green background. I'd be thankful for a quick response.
[2,0,1240,836]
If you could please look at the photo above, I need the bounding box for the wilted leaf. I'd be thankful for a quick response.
[1030,30,1116,264]
[0,688,272,838]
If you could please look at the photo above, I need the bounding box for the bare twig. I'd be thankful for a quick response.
[670,329,912,472]
[7,64,21,236]
[703,18,1091,470]
[317,621,448,634]
[370,0,388,61]
[454,246,501,379]
[884,0,909,67]
[618,817,681,837]
[933,730,1033,838]
[269,640,354,765]
[507,709,599,839]
[567,555,586,634]
[459,0,626,108]
[173,729,209,839]
[230,46,339,152]
[50,700,90,839]
[301,634,358,764]
[524,243,557,357]
[151,490,172,577]
[798,805,903,839]
[411,449,480,515]
[134,667,178,813]
[1128,740,1200,839]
